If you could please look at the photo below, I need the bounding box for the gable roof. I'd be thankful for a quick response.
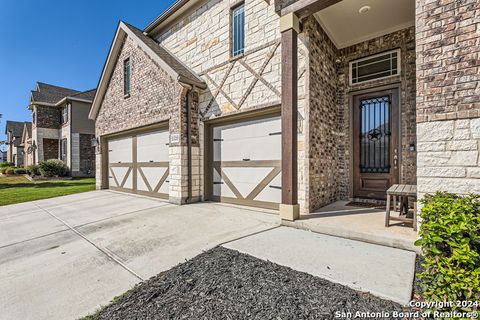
[5,120,25,137]
[31,82,80,105]
[144,0,191,34]
[30,83,97,108]
[89,21,206,120]
[21,122,32,146]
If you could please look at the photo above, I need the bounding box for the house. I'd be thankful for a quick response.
[89,0,480,221]
[5,120,28,167]
[1,151,6,162]
[20,122,34,167]
[29,82,97,177]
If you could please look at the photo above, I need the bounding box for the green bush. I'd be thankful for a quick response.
[0,161,12,168]
[26,164,40,176]
[14,168,27,175]
[415,192,480,311]
[39,159,68,177]
[1,166,15,174]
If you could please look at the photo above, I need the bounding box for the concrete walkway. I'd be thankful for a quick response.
[0,191,278,320]
[223,226,416,305]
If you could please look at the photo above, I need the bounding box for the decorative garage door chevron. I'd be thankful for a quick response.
[108,129,169,199]
[212,116,282,209]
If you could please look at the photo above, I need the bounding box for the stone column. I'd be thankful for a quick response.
[279,13,301,221]
[415,0,480,200]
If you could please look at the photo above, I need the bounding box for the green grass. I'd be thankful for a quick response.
[0,176,96,206]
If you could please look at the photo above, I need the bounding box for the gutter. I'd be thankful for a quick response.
[185,87,193,203]
[144,0,190,34]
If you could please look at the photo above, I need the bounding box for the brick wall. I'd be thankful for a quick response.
[43,138,59,161]
[36,106,61,129]
[79,134,95,176]
[96,37,184,137]
[303,17,340,211]
[416,0,480,197]
[95,35,192,203]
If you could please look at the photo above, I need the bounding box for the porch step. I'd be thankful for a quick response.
[223,226,416,305]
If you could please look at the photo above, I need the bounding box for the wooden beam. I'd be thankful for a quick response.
[281,0,341,19]
[281,27,298,206]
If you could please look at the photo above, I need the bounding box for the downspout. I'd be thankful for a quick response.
[185,87,193,203]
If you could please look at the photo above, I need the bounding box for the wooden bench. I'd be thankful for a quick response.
[385,184,417,231]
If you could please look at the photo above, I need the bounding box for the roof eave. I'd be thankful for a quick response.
[144,0,190,34]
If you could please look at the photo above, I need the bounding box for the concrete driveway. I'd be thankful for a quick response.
[0,191,278,320]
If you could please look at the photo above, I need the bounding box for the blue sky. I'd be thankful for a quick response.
[0,0,175,146]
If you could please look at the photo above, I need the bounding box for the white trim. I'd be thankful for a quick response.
[349,49,401,86]
[315,15,414,49]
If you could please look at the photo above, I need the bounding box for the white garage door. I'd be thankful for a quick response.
[212,116,282,209]
[108,129,169,199]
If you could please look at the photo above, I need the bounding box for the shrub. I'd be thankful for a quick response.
[0,161,12,168]
[415,192,480,311]
[26,164,40,176]
[39,159,68,177]
[1,166,15,174]
[14,168,27,175]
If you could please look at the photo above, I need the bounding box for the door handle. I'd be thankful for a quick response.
[243,158,250,161]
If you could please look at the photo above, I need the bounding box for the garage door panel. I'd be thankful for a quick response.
[137,167,168,193]
[137,131,169,162]
[109,137,132,163]
[255,173,282,203]
[110,166,133,189]
[108,128,169,199]
[211,115,281,210]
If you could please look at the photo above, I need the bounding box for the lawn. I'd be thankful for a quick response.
[0,176,96,206]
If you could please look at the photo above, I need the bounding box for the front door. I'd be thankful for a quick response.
[353,89,399,199]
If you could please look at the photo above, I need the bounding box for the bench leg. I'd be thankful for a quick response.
[385,194,391,227]
[413,201,418,231]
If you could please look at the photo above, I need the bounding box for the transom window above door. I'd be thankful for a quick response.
[350,49,400,85]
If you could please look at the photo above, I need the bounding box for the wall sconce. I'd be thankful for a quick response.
[91,137,99,147]
[409,143,416,152]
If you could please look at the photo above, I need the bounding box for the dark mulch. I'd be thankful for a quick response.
[86,247,406,320]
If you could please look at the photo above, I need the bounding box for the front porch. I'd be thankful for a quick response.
[283,201,420,253]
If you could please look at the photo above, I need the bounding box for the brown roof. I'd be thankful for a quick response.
[31,82,80,105]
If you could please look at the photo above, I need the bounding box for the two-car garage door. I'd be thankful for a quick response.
[108,129,169,199]
[211,115,282,210]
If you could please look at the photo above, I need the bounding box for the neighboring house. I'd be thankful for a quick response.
[5,120,27,167]
[29,82,97,177]
[20,122,34,167]
[1,151,6,162]
[90,0,480,220]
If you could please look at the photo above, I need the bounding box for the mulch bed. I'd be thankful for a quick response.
[86,247,406,320]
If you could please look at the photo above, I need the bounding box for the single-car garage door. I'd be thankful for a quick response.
[211,115,282,210]
[108,129,169,199]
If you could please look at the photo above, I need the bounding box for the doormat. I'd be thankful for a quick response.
[345,202,384,209]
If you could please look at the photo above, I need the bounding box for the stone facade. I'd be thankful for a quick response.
[79,133,95,176]
[303,17,340,211]
[35,106,61,129]
[43,138,59,160]
[416,0,480,197]
[94,35,193,203]
[302,17,417,211]
[154,0,310,211]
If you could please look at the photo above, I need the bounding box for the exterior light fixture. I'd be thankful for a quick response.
[91,137,99,147]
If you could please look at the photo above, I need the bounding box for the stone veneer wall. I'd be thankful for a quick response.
[303,17,340,211]
[416,0,480,198]
[43,138,59,160]
[303,18,417,211]
[95,35,192,203]
[155,0,309,211]
[36,106,61,129]
[79,133,95,177]
[337,27,418,200]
